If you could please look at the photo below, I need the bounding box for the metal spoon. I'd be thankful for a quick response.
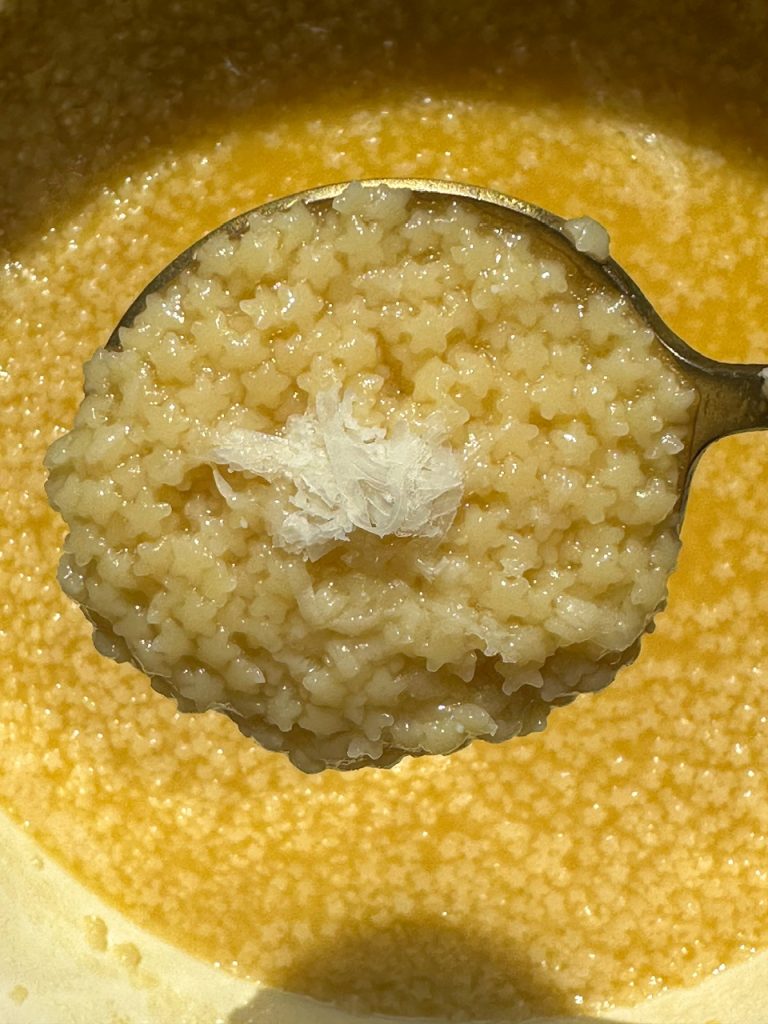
[107,177,768,514]
[93,177,768,768]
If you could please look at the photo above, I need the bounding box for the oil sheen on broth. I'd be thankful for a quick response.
[2,1,768,1020]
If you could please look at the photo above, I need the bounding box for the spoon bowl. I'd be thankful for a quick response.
[51,176,768,770]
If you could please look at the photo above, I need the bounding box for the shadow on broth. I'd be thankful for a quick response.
[227,918,574,1021]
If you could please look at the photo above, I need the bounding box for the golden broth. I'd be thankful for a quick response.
[2,1,768,1019]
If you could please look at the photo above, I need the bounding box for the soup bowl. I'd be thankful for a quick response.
[2,2,767,1022]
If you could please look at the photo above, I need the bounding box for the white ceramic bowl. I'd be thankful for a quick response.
[2,808,767,1022]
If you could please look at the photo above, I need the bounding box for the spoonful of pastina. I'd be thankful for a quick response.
[44,179,768,772]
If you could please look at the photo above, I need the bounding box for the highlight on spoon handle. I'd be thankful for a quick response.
[689,361,768,460]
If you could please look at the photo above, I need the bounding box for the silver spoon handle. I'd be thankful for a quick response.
[689,361,768,460]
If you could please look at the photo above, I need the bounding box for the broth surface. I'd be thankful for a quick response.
[2,1,768,1019]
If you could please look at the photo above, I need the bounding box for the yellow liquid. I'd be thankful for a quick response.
[2,1,768,1019]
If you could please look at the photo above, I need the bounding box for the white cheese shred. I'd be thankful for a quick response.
[209,388,464,560]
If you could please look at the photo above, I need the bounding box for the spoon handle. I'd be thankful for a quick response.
[688,361,768,461]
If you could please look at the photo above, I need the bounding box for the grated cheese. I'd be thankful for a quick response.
[209,388,464,560]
